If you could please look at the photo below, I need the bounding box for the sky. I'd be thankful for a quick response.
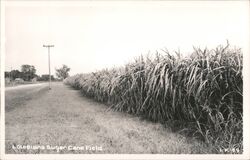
[4,1,249,76]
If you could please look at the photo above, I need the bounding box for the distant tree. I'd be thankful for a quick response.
[5,71,10,78]
[5,70,22,80]
[38,74,55,81]
[10,70,21,80]
[55,64,70,80]
[21,65,36,81]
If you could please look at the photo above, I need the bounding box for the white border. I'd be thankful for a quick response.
[0,0,6,159]
[242,0,250,158]
[1,1,250,160]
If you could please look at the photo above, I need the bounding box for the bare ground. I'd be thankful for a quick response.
[5,82,212,154]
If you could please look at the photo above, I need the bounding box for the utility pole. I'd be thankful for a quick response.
[10,67,12,85]
[43,44,54,90]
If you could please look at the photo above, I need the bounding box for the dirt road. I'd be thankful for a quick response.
[5,82,211,154]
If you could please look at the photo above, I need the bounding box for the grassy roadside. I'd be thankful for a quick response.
[5,83,213,154]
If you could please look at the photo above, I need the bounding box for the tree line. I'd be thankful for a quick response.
[5,64,70,81]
